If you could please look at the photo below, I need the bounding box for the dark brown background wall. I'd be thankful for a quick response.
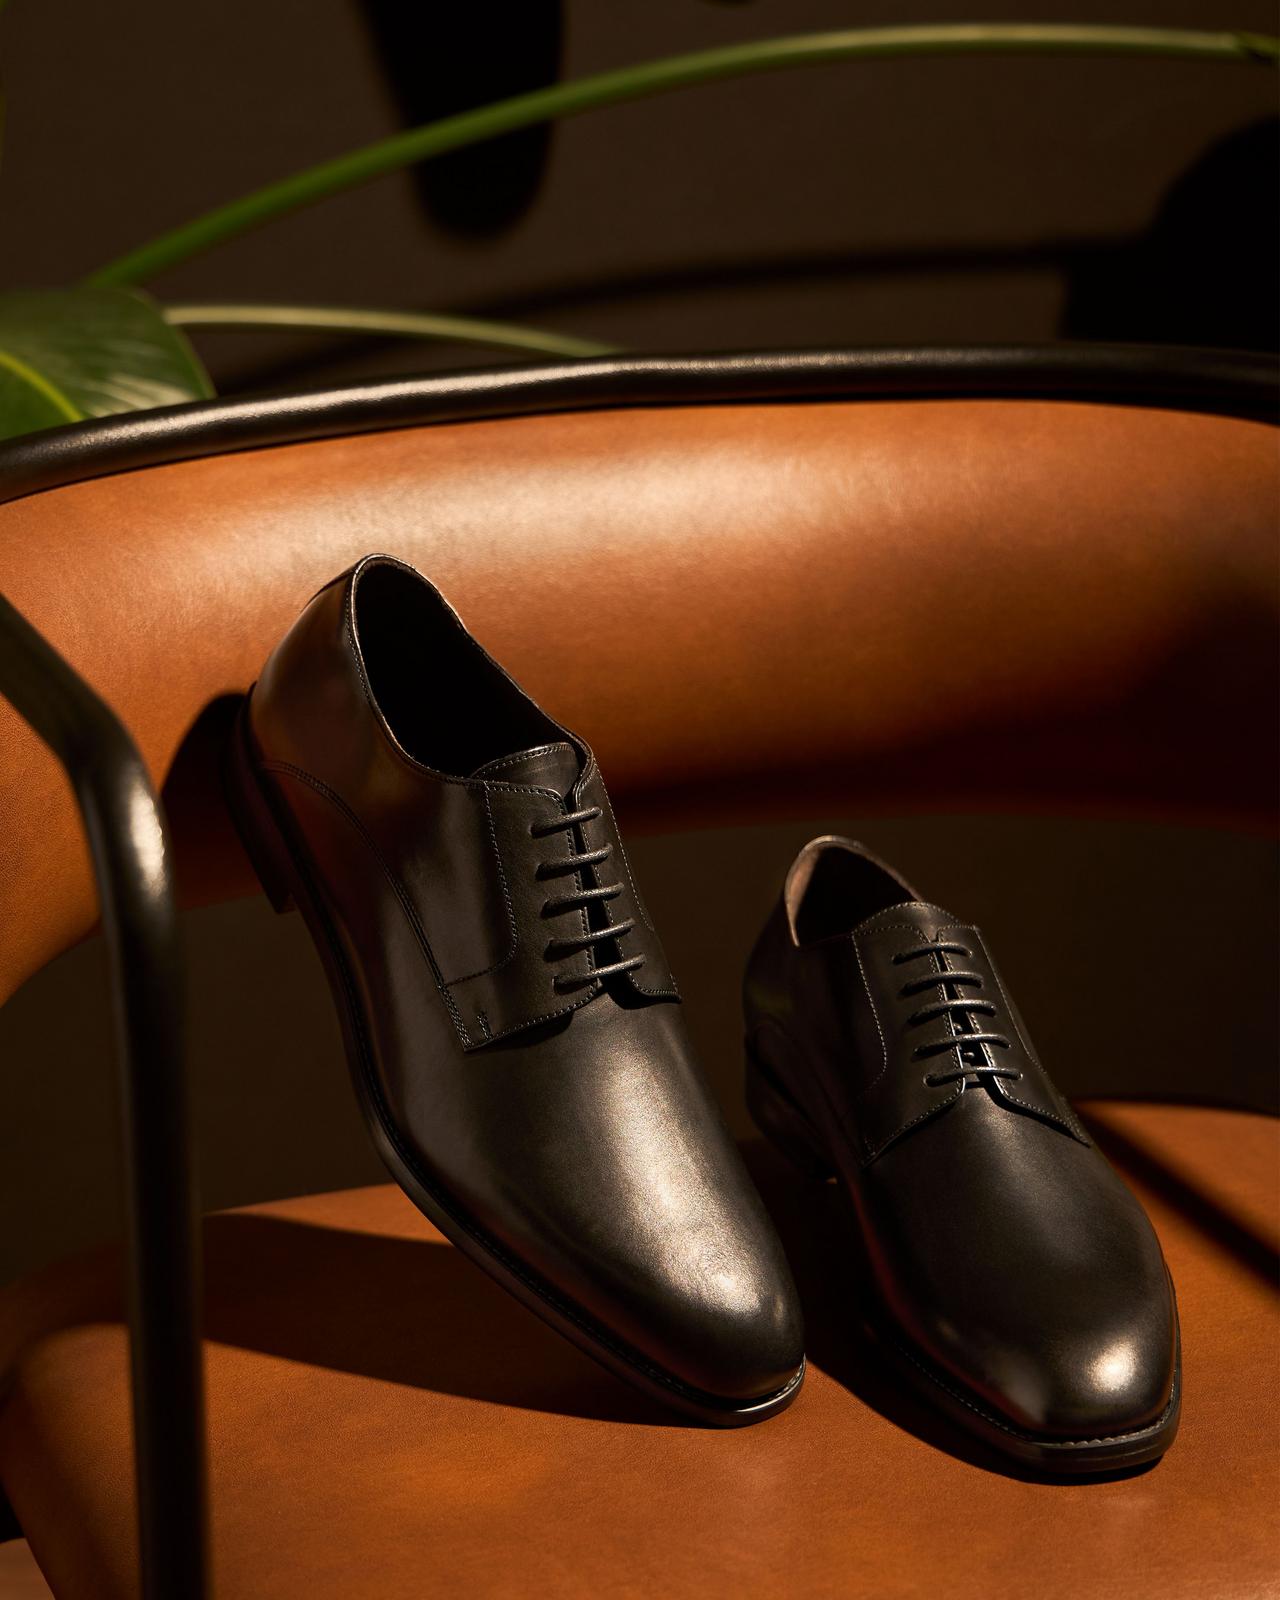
[1,0,1276,1282]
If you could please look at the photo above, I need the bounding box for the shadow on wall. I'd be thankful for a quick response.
[1062,118,1280,352]
[222,115,1280,398]
[360,0,565,236]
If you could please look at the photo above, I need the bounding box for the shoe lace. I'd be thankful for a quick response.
[891,940,1020,1089]
[530,806,645,993]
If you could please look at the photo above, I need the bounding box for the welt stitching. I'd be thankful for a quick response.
[263,759,472,1045]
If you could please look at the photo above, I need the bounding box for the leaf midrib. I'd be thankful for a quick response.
[0,346,82,423]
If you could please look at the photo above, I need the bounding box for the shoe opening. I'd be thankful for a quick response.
[788,840,915,944]
[353,560,561,775]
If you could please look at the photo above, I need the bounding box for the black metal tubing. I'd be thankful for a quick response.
[0,593,208,1597]
[0,343,1273,509]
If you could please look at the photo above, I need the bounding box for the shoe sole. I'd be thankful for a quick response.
[223,697,804,1427]
[745,1043,1180,1471]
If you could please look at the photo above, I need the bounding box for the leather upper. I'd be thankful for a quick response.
[835,901,1087,1162]
[248,555,803,1407]
[745,836,1179,1441]
[254,566,677,1050]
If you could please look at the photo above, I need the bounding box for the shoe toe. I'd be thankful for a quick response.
[985,1316,1177,1439]
[647,1240,805,1404]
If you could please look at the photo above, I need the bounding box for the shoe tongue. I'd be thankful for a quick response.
[470,740,580,796]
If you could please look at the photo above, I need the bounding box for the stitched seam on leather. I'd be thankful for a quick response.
[855,902,952,935]
[889,1335,1180,1448]
[437,787,519,985]
[457,981,603,1045]
[859,915,1084,1150]
[265,761,604,1045]
[246,745,788,1409]
[511,791,592,979]
[851,933,890,1097]
[854,920,965,1163]
[264,760,475,1045]
[338,570,623,1015]
[864,1098,959,1164]
[473,744,570,778]
[448,790,603,1043]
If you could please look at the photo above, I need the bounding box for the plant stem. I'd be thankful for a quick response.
[163,302,618,358]
[88,25,1279,288]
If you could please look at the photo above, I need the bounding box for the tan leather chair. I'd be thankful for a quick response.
[0,350,1276,1598]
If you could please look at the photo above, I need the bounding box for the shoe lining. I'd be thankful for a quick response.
[355,563,559,776]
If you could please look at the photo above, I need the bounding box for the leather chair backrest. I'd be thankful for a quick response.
[1,379,1275,1008]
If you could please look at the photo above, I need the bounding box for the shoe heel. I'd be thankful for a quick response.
[745,1043,836,1181]
[223,700,297,915]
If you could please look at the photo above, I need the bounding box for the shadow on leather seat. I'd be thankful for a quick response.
[0,1102,1275,1598]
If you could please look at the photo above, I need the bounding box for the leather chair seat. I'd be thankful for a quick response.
[1,1100,1275,1599]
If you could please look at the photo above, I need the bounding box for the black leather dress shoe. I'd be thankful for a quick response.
[744,836,1179,1469]
[225,554,804,1424]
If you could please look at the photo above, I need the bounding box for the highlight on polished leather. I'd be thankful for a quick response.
[224,553,805,1425]
[744,836,1180,1470]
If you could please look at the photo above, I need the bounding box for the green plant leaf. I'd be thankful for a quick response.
[0,286,214,442]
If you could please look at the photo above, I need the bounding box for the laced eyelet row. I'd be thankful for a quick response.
[529,807,645,992]
[891,940,1020,1090]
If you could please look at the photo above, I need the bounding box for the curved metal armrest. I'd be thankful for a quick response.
[0,591,207,1598]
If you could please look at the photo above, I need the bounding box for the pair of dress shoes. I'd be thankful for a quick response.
[225,554,1179,1470]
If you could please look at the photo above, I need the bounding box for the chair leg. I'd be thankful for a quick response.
[0,590,210,1600]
